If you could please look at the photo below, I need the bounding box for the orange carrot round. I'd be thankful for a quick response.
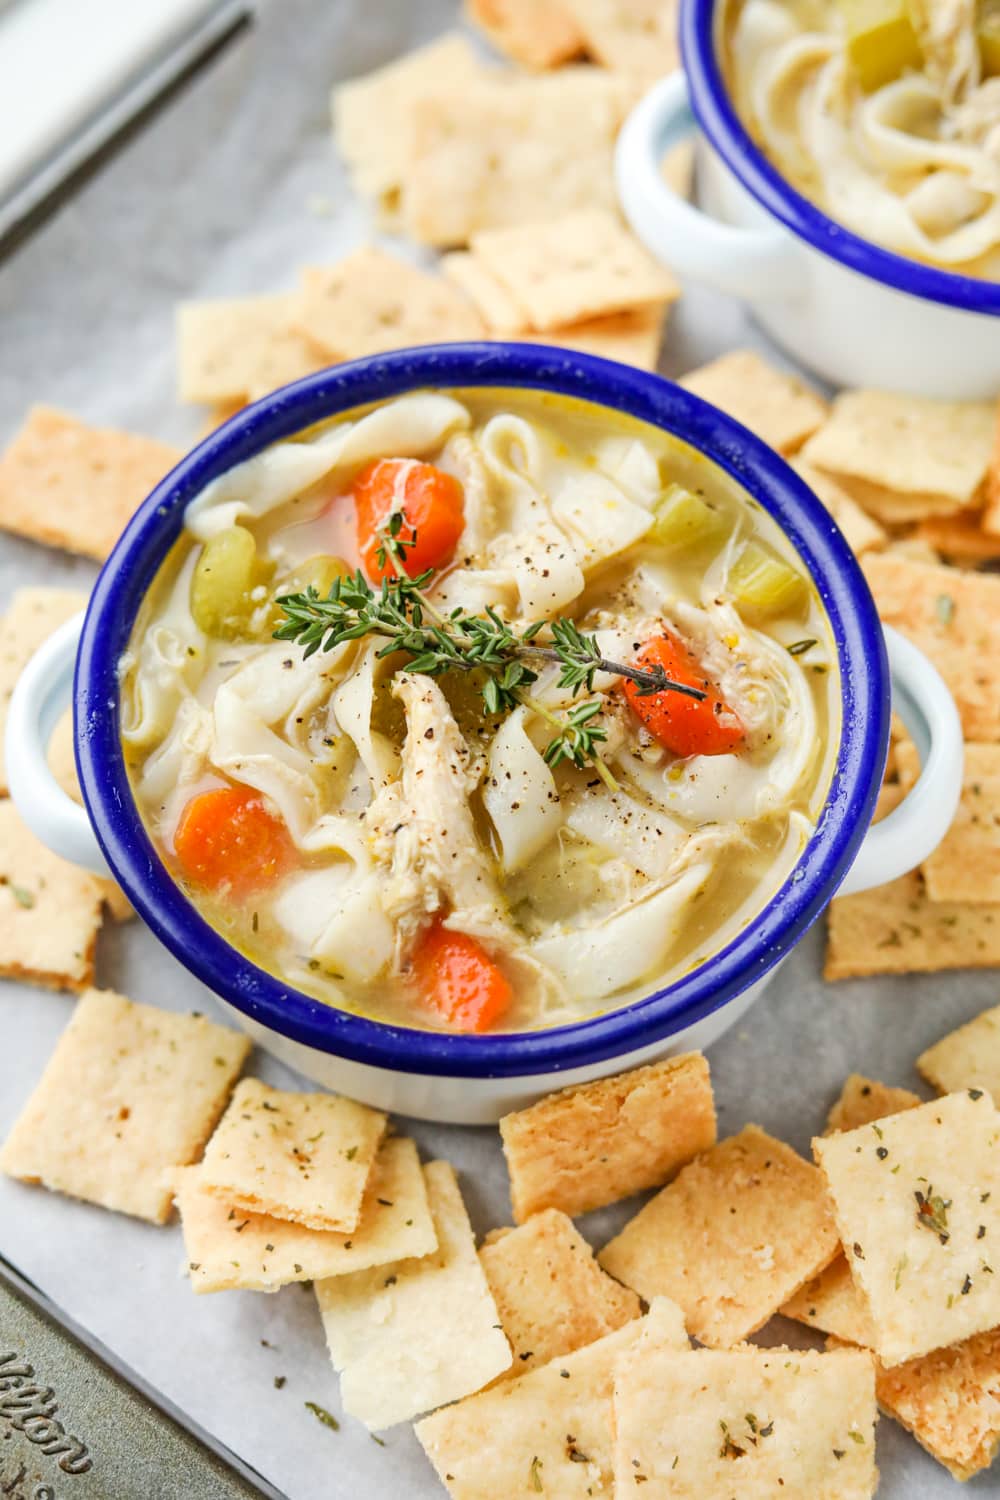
[410,918,513,1033]
[173,786,296,897]
[622,633,745,758]
[353,458,464,583]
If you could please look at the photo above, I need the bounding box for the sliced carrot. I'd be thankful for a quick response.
[410,918,513,1033]
[173,786,296,897]
[353,458,465,583]
[622,633,745,758]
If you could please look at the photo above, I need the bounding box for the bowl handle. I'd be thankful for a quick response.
[6,612,110,876]
[838,626,963,897]
[615,71,806,301]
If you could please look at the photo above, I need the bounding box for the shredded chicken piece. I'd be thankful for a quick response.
[911,0,980,105]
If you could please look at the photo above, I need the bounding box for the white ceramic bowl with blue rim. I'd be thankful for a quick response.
[7,345,963,1124]
[615,0,1000,398]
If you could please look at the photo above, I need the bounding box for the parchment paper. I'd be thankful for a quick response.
[0,2,995,1495]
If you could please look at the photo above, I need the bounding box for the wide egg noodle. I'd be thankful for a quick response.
[120,550,206,749]
[482,706,564,874]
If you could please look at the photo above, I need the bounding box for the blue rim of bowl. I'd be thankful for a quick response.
[681,0,1000,317]
[75,344,888,1079]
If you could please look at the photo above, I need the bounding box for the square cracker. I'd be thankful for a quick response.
[402,69,630,247]
[332,33,484,211]
[800,390,997,521]
[500,1052,716,1222]
[176,294,327,405]
[441,252,529,335]
[465,0,584,69]
[826,870,1000,980]
[824,1073,921,1135]
[415,1296,688,1499]
[469,211,678,331]
[563,0,680,78]
[173,1135,435,1293]
[791,460,887,558]
[0,587,86,795]
[479,1208,640,1377]
[315,1160,511,1429]
[813,1090,1000,1367]
[898,740,1000,903]
[863,553,1000,742]
[918,1003,1000,1100]
[297,248,484,361]
[199,1077,385,1233]
[597,1124,839,1347]
[865,1327,1000,1481]
[0,406,180,560]
[680,351,828,455]
[524,306,665,371]
[611,1344,878,1499]
[781,1256,877,1347]
[0,800,108,992]
[0,987,249,1223]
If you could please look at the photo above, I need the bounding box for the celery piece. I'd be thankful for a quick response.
[650,483,728,552]
[190,526,258,637]
[729,541,807,617]
[285,554,351,599]
[979,3,1000,78]
[837,0,923,92]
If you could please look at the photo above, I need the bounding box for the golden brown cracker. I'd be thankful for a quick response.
[0,587,87,794]
[465,0,584,68]
[681,351,828,455]
[897,740,1000,904]
[917,1003,1000,1101]
[176,293,327,405]
[825,871,1000,980]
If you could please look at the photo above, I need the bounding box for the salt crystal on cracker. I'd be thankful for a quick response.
[813,1090,1000,1367]
[867,1327,1000,1481]
[0,587,86,794]
[612,1344,878,1498]
[199,1077,385,1233]
[826,870,1000,980]
[176,293,327,405]
[598,1124,839,1346]
[479,1208,640,1378]
[465,0,584,69]
[500,1053,716,1222]
[0,987,249,1223]
[801,390,996,522]
[415,1296,687,1498]
[316,1160,511,1429]
[681,351,828,455]
[824,1073,921,1135]
[0,407,179,561]
[918,1003,1000,1101]
[173,1135,435,1293]
[897,740,1000,904]
[792,460,887,557]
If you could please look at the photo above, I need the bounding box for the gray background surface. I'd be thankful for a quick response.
[0,2,995,1495]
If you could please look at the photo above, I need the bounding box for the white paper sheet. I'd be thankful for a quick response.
[0,1,993,1495]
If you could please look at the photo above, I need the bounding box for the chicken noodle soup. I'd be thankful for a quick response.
[121,390,838,1033]
[725,0,1000,278]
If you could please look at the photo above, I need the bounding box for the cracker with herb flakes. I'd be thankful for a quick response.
[791,460,887,558]
[0,587,87,794]
[415,1296,687,1499]
[859,1327,1000,1481]
[173,1136,435,1293]
[479,1208,640,1379]
[825,870,1000,980]
[524,307,665,371]
[897,740,1000,904]
[0,406,179,561]
[468,211,679,332]
[465,0,584,69]
[782,1257,877,1347]
[199,1078,385,1233]
[316,1160,511,1429]
[863,553,1000,742]
[918,1003,1000,1101]
[0,987,249,1223]
[563,0,680,77]
[813,1090,1000,1367]
[598,1125,839,1347]
[176,294,327,405]
[402,69,630,247]
[500,1053,716,1223]
[801,390,997,523]
[332,33,484,215]
[611,1344,878,1499]
[680,351,828,456]
[824,1074,922,1135]
[297,248,484,362]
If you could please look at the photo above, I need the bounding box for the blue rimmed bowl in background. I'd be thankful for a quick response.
[6,345,962,1122]
[615,0,1000,398]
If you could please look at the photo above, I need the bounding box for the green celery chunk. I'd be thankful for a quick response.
[190,526,259,638]
[649,483,728,552]
[283,553,351,598]
[837,0,923,92]
[729,541,807,617]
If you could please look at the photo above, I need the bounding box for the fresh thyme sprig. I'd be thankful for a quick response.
[274,512,704,785]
